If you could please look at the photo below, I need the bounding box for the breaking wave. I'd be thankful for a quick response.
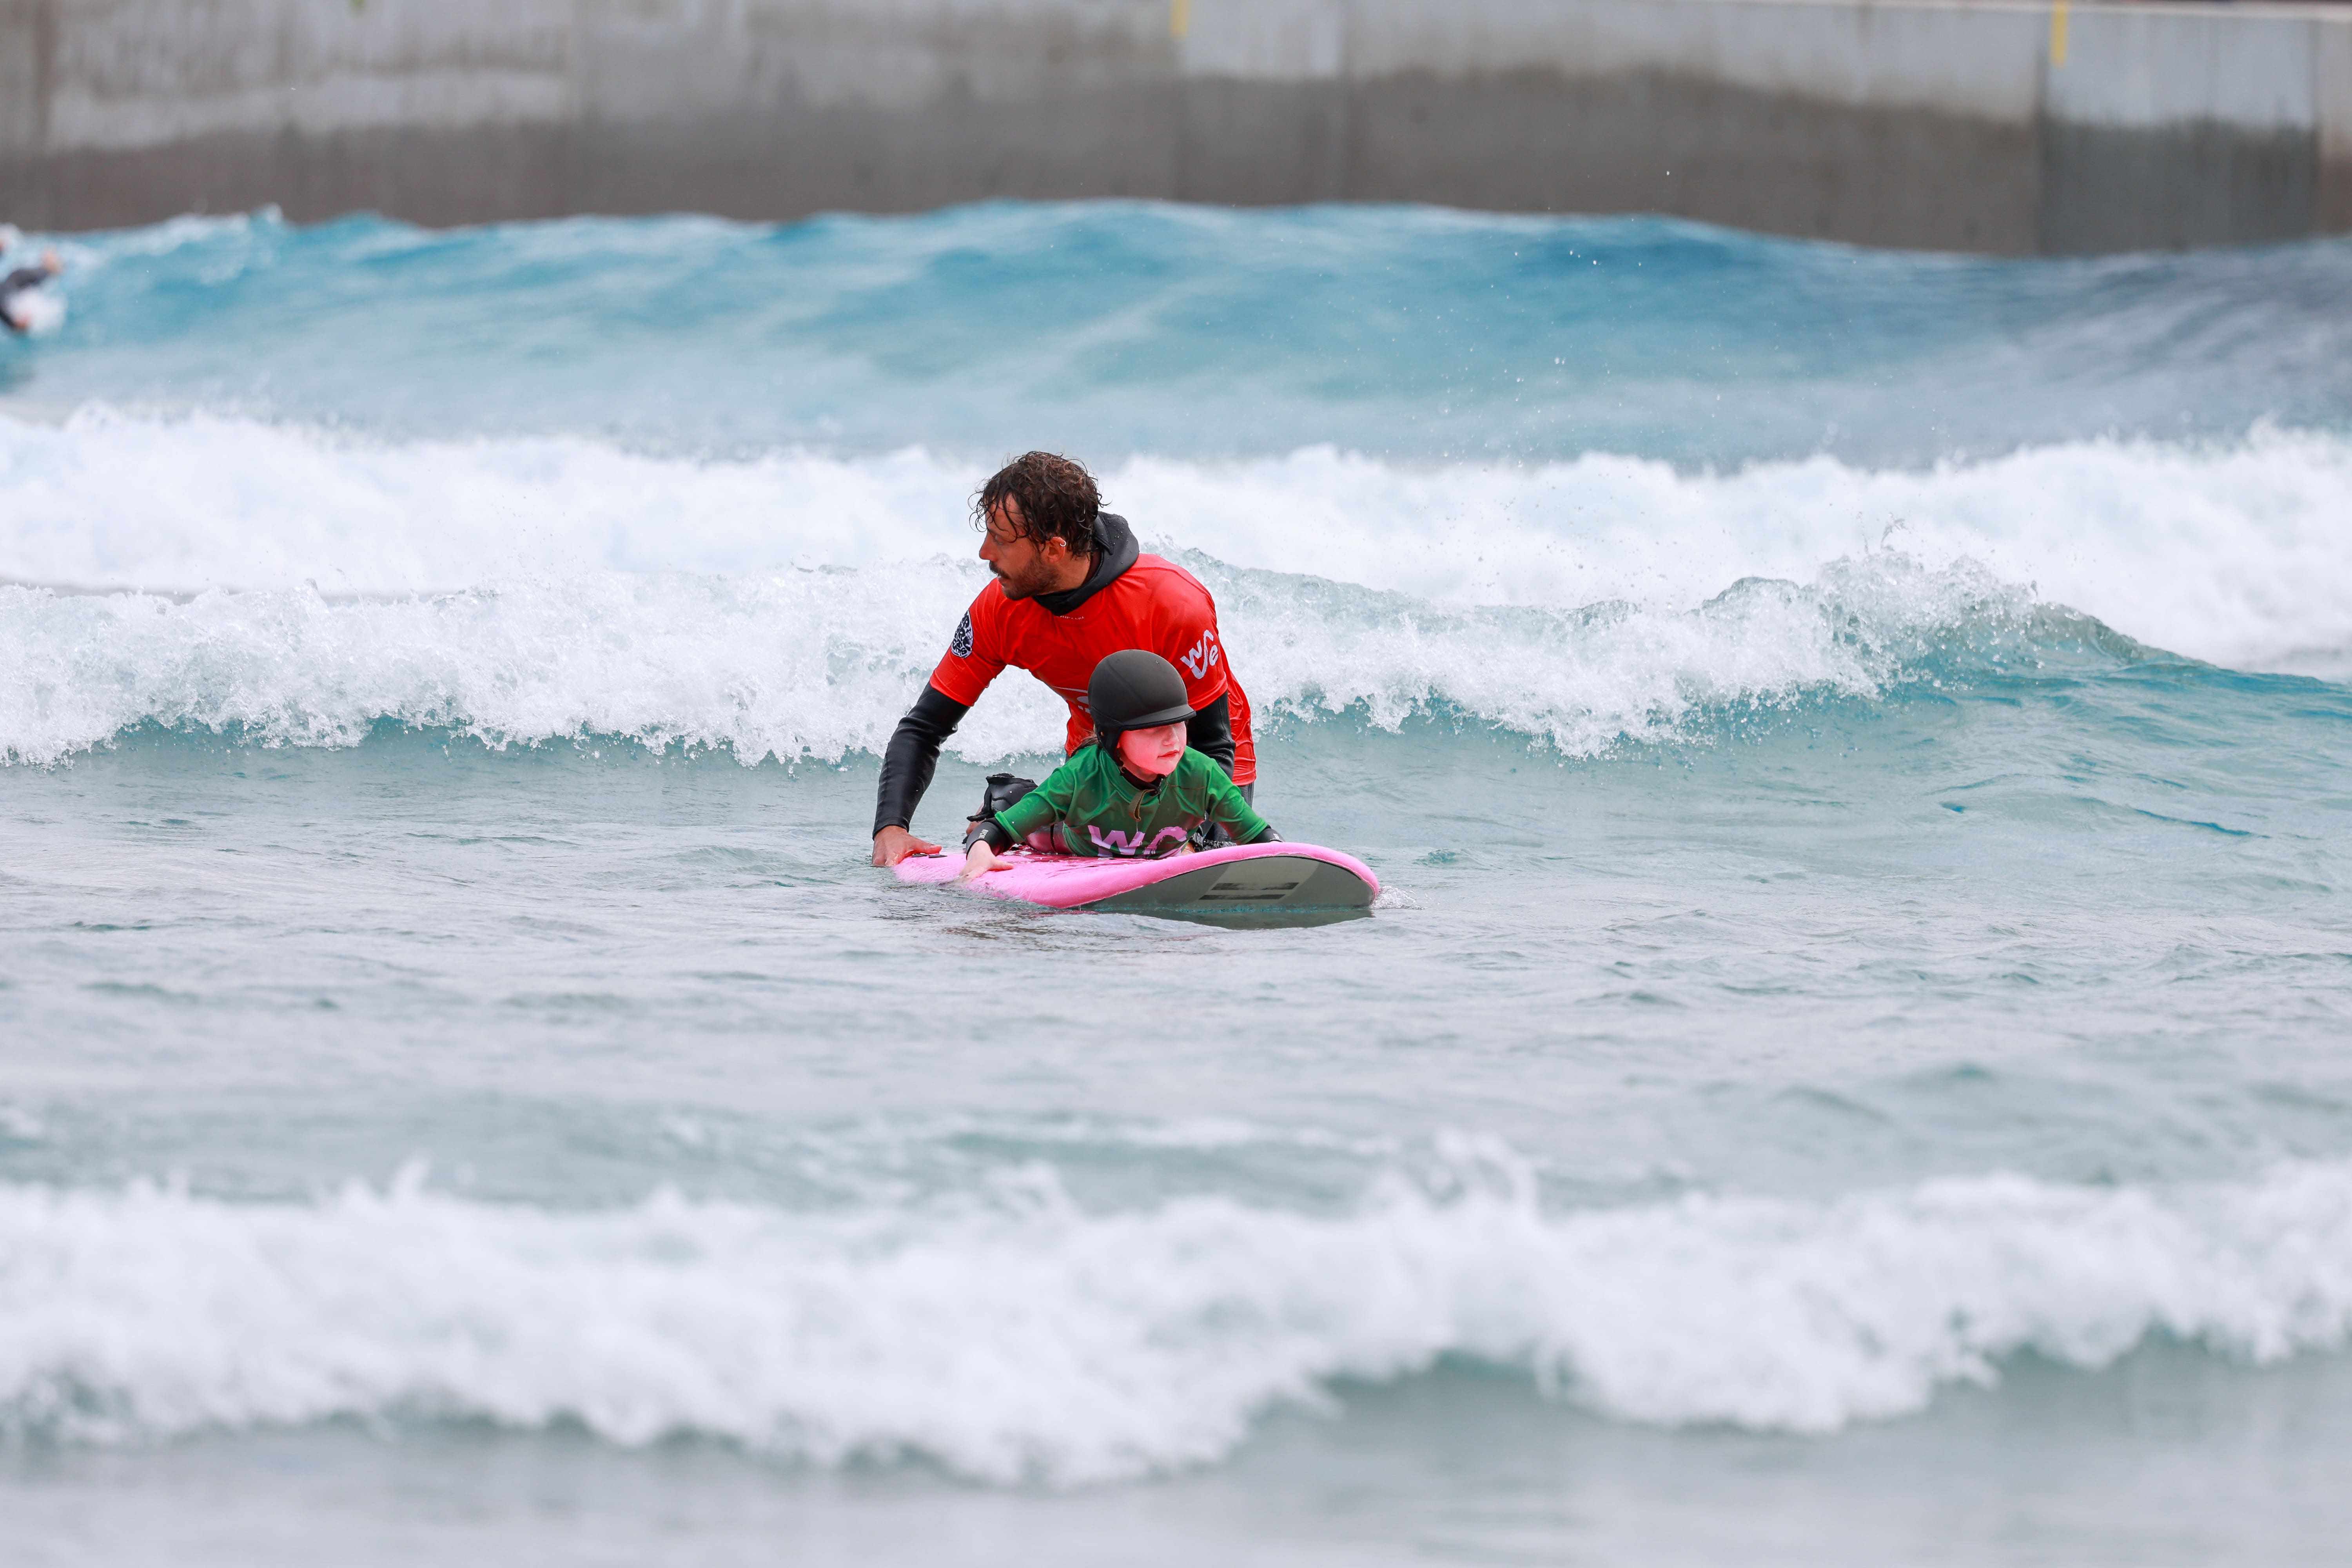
[1,551,2054,768]
[4,411,2350,665]
[5,1160,2350,1483]
[2,410,2345,766]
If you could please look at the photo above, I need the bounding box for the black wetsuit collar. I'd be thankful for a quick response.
[1034,512,1138,616]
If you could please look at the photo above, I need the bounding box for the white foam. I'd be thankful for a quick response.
[2,409,2346,670]
[0,568,1060,767]
[1120,433,2352,673]
[2,409,2344,764]
[0,407,973,594]
[0,552,2014,767]
[4,1161,2349,1482]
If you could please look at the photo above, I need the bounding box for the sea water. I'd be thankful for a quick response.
[2,203,2350,1565]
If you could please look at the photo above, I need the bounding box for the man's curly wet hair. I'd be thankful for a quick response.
[973,452,1102,557]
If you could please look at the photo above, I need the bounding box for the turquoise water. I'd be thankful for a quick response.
[3,205,2352,1564]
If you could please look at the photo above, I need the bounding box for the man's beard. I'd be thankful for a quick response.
[990,558,1070,600]
[989,563,1042,600]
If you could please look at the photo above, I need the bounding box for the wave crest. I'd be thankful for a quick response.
[9,407,2339,765]
[5,1162,2349,1482]
[4,411,2348,672]
[1,552,2055,767]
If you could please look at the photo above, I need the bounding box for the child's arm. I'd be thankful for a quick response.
[993,784,1063,846]
[969,755,1083,856]
[1203,766,1279,845]
[957,840,1004,881]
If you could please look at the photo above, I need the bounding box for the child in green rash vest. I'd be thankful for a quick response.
[959,650,1279,880]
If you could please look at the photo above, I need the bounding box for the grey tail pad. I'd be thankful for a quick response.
[1080,854,1375,916]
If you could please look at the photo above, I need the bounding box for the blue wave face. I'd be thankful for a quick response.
[18,204,2352,464]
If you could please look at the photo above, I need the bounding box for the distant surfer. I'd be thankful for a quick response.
[0,246,62,335]
[958,651,1279,880]
[871,451,1257,866]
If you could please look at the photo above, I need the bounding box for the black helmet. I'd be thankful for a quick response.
[1087,650,1193,747]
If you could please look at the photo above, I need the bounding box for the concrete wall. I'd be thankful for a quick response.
[0,0,2347,252]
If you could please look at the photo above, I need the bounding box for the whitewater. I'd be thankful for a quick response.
[3,203,2350,1566]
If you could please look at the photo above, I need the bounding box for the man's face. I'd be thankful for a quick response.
[978,499,1071,600]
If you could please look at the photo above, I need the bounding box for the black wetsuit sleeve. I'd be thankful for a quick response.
[873,684,971,837]
[1186,693,1237,779]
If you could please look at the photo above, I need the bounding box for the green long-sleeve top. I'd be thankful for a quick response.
[995,744,1273,859]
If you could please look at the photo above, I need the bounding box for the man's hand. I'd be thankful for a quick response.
[872,826,940,866]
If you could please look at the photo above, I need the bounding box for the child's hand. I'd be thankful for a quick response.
[956,842,1003,882]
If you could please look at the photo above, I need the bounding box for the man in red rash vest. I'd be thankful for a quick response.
[871,451,1256,866]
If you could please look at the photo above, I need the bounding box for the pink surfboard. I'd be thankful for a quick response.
[894,841,1379,920]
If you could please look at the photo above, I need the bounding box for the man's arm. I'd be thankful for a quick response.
[872,685,971,864]
[1185,693,1237,779]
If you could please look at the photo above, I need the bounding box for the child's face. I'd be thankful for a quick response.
[1116,722,1187,779]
